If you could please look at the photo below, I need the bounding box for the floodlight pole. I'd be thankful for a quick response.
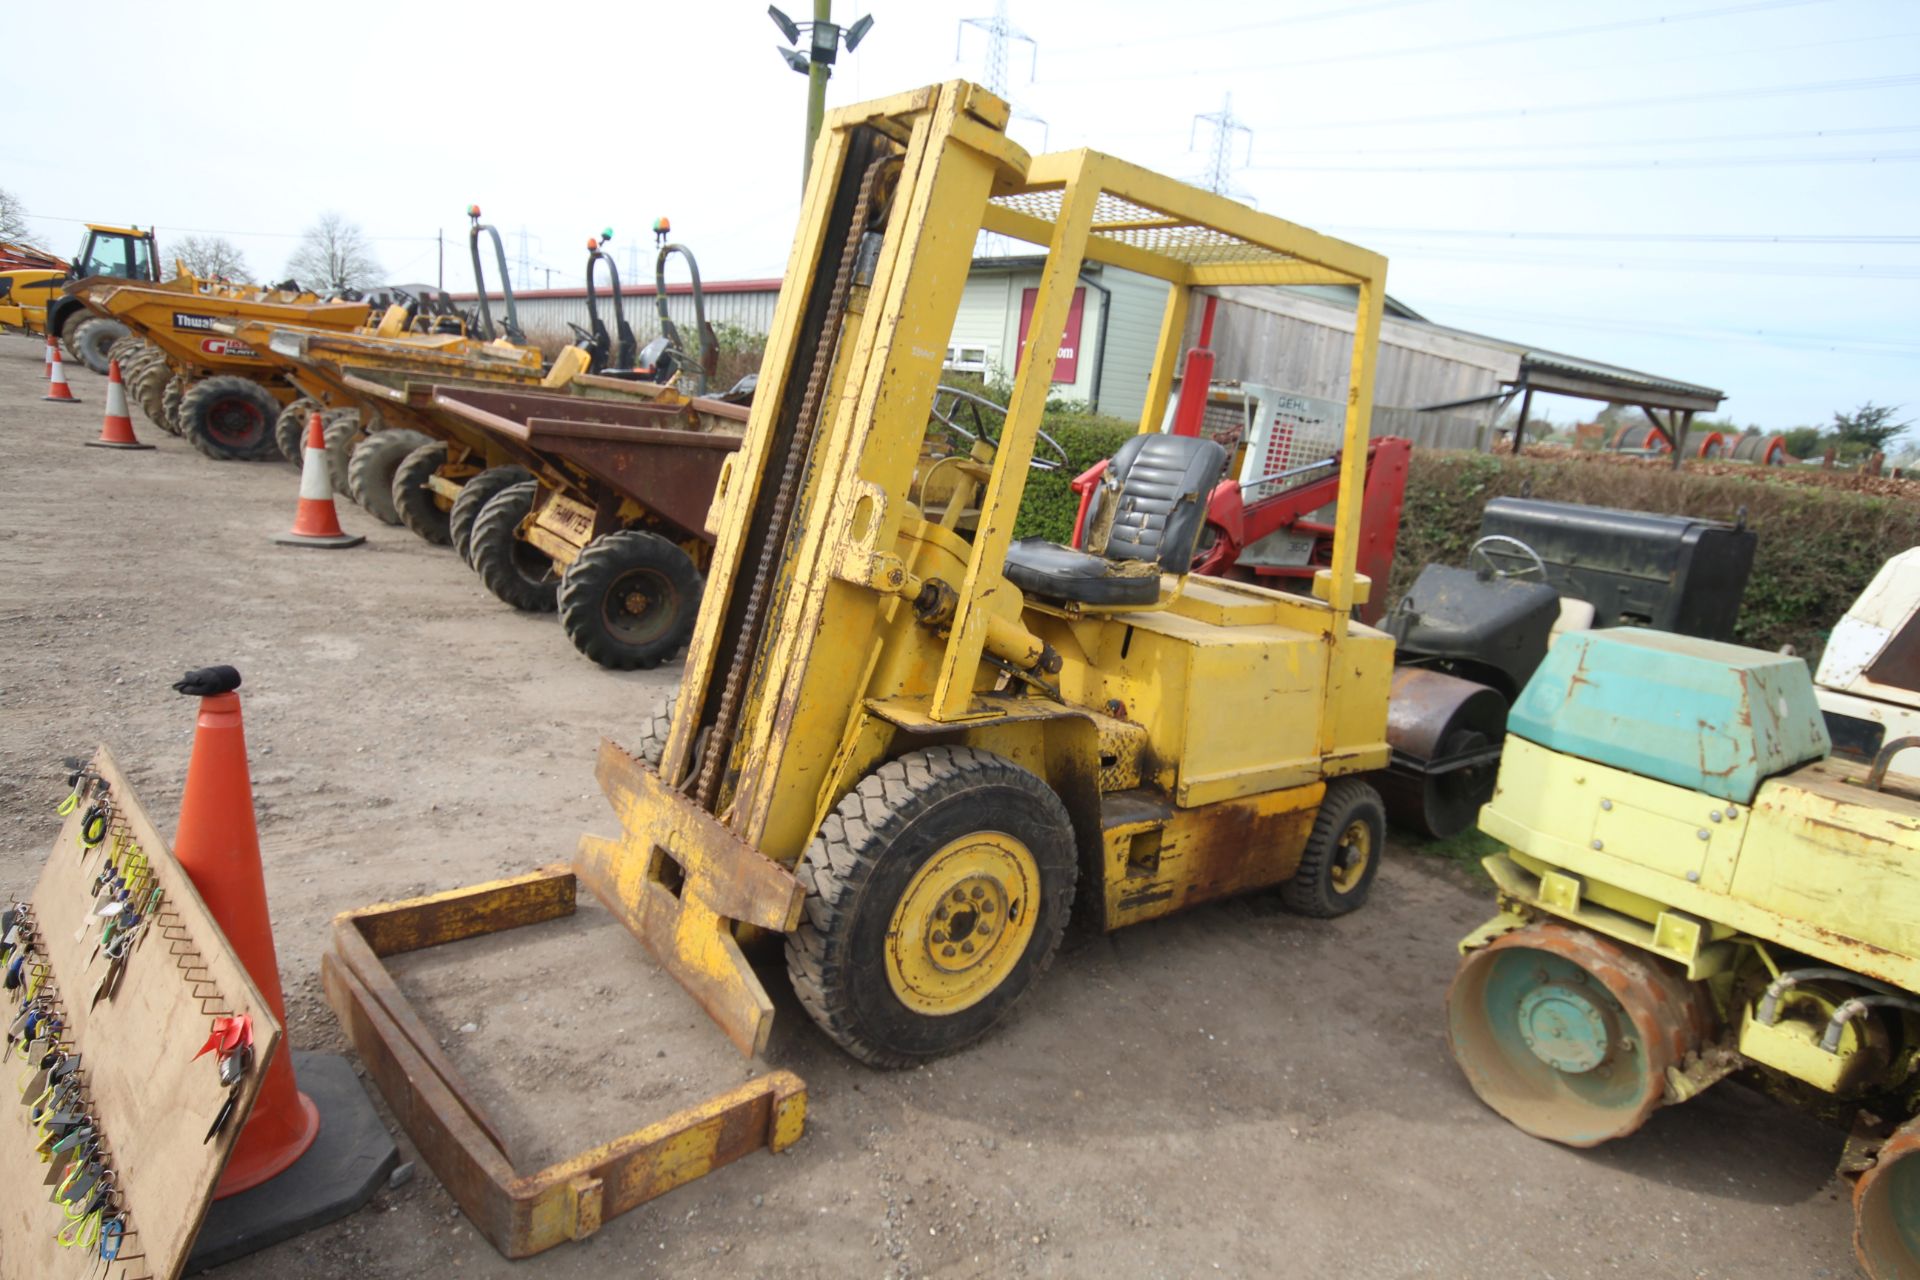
[804,0,832,186]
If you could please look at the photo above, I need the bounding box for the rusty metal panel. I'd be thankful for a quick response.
[322,866,807,1260]
[521,421,739,539]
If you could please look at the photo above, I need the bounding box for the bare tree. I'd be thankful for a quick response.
[165,234,251,282]
[0,187,34,244]
[284,213,383,294]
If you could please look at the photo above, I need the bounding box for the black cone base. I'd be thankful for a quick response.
[188,1051,398,1272]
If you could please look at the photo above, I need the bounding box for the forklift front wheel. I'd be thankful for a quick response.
[1279,779,1385,917]
[786,747,1077,1069]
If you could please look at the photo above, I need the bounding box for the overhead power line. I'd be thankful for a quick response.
[1432,302,1920,356]
[1251,147,1920,173]
[1291,72,1920,132]
[1383,245,1920,280]
[1262,123,1920,159]
[1326,226,1920,246]
[1050,0,1440,56]
[1051,0,1827,85]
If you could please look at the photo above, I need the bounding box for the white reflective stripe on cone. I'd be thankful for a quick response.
[298,449,333,501]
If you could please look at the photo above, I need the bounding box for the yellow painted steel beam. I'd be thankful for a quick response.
[980,203,1193,284]
[931,155,1103,721]
[1137,286,1191,435]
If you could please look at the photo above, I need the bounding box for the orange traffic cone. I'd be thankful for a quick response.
[43,344,80,404]
[275,412,364,548]
[86,359,154,451]
[170,667,321,1195]
[43,333,55,380]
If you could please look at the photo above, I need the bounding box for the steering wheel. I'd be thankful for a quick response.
[565,321,595,346]
[927,384,1070,471]
[1468,534,1548,582]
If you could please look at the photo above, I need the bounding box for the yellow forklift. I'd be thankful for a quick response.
[573,81,1400,1066]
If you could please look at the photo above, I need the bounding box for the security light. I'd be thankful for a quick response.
[768,5,800,44]
[844,14,874,50]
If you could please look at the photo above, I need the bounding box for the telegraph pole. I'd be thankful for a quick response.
[770,4,877,188]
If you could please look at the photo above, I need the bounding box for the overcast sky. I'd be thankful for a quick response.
[7,0,1915,431]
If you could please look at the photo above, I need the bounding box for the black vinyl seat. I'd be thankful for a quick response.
[1005,432,1228,607]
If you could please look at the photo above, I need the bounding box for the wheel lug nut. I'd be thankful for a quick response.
[931,931,946,944]
[980,901,994,913]
[970,887,984,900]
[942,946,957,958]
[961,941,975,955]
[935,906,948,921]
[951,889,966,903]
[977,925,992,937]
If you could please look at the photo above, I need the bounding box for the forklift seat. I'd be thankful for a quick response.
[1004,432,1228,607]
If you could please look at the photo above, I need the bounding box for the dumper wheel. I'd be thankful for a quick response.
[1855,1116,1920,1280]
[179,376,281,461]
[470,481,559,611]
[1279,779,1386,917]
[161,375,191,436]
[786,746,1077,1068]
[447,466,531,565]
[1445,923,1712,1148]
[347,429,433,526]
[391,443,451,545]
[105,334,142,370]
[65,317,130,375]
[275,397,322,468]
[131,357,171,427]
[322,410,364,495]
[558,531,702,670]
[635,695,677,769]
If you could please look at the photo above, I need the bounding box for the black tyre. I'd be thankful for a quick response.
[105,334,142,370]
[65,317,129,375]
[161,376,190,437]
[469,481,558,611]
[785,746,1077,1068]
[347,430,433,526]
[557,531,702,670]
[130,357,171,427]
[1279,778,1386,917]
[447,466,531,565]
[275,397,322,468]
[635,695,677,769]
[391,442,453,545]
[178,376,281,460]
[321,410,363,495]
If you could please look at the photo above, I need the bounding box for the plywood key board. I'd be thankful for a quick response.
[0,745,282,1280]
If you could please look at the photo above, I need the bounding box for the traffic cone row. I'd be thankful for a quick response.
[85,359,153,450]
[274,412,364,548]
[42,343,79,404]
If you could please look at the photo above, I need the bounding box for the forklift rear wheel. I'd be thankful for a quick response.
[161,375,191,436]
[470,481,558,611]
[275,398,323,468]
[557,531,703,670]
[391,443,453,545]
[322,410,364,495]
[448,467,531,565]
[1855,1116,1920,1280]
[1280,778,1385,917]
[347,430,433,526]
[1445,922,1711,1148]
[786,747,1077,1068]
[179,377,280,460]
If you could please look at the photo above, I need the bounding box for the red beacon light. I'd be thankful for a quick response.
[467,204,482,218]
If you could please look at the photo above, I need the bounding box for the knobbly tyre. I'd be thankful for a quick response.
[1444,627,1920,1278]
[0,222,158,373]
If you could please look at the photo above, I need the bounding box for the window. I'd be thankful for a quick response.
[944,346,989,373]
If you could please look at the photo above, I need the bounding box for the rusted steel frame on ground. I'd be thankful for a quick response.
[322,865,807,1258]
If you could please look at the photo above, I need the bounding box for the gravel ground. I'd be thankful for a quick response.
[0,337,1865,1278]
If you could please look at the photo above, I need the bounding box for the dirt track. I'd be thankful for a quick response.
[0,338,1863,1278]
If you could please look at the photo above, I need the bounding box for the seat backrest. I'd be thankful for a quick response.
[1102,432,1229,570]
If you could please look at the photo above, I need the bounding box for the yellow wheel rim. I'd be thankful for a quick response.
[1329,818,1372,894]
[886,832,1040,1017]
